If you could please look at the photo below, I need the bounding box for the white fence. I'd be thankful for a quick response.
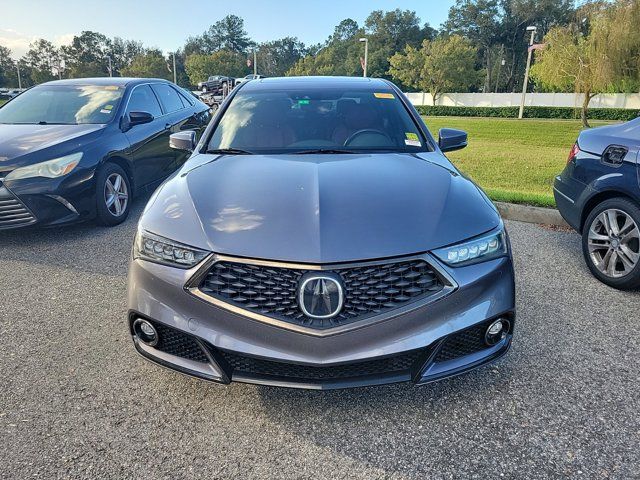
[404,92,640,109]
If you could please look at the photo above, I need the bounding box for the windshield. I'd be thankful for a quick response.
[207,87,430,154]
[0,85,124,125]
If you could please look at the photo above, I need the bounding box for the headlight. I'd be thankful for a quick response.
[4,152,83,181]
[433,225,508,267]
[134,229,209,268]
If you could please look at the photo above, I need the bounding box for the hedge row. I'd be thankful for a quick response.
[415,105,640,121]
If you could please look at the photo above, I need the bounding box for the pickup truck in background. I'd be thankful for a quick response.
[197,75,234,95]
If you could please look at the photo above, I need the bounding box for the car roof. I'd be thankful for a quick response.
[40,77,171,88]
[240,76,392,91]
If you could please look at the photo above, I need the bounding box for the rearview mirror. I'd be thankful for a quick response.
[438,128,468,153]
[170,131,197,152]
[128,111,154,127]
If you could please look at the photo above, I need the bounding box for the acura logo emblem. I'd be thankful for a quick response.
[298,273,344,319]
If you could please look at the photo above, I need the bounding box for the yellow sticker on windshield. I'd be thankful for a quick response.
[104,104,113,110]
[374,92,394,99]
[405,132,419,141]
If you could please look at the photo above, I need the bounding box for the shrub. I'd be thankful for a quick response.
[415,105,639,121]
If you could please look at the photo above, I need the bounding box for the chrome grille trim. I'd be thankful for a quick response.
[0,195,36,228]
[185,253,457,337]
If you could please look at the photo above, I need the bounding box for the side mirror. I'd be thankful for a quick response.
[438,128,468,152]
[128,111,154,127]
[170,131,197,152]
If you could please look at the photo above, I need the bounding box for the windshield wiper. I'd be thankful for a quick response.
[293,148,355,155]
[205,148,255,155]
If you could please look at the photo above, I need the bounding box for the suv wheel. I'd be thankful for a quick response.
[95,163,131,227]
[582,197,640,290]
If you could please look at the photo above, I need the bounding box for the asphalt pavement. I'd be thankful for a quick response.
[1,200,639,479]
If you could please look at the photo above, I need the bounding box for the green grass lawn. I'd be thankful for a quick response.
[424,117,613,207]
[0,99,6,107]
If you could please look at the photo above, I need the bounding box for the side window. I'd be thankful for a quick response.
[177,89,194,106]
[126,85,162,117]
[150,83,184,114]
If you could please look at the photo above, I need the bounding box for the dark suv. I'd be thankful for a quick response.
[554,119,640,289]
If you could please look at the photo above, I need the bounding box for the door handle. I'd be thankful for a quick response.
[165,123,171,130]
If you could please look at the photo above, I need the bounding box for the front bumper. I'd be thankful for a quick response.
[0,169,95,230]
[127,253,516,390]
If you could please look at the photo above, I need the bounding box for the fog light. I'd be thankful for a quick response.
[133,318,159,346]
[485,318,510,346]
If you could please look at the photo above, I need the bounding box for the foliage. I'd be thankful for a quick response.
[120,49,171,79]
[416,105,640,121]
[184,50,247,84]
[185,15,252,55]
[0,45,16,88]
[61,31,111,78]
[389,35,483,103]
[288,9,435,82]
[255,37,306,77]
[22,39,61,84]
[531,0,640,126]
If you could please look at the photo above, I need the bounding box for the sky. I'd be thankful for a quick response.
[1,0,455,59]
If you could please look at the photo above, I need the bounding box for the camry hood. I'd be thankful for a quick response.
[0,124,105,167]
[142,152,500,264]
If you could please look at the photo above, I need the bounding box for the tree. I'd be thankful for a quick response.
[108,37,145,76]
[62,31,112,77]
[22,39,61,84]
[256,37,306,77]
[121,49,171,79]
[0,45,17,88]
[530,1,640,127]
[202,15,252,54]
[184,50,247,85]
[389,35,484,104]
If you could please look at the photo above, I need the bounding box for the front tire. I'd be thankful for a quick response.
[582,197,640,290]
[95,163,131,227]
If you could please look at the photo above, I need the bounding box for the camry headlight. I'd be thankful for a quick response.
[134,229,209,268]
[5,152,83,181]
[433,225,508,267]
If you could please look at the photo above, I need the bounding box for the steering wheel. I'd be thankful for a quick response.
[344,129,392,147]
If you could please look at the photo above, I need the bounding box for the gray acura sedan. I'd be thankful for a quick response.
[127,76,515,389]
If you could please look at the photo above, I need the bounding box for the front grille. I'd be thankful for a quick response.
[198,258,447,330]
[217,348,428,381]
[435,320,494,362]
[153,323,209,363]
[0,189,36,229]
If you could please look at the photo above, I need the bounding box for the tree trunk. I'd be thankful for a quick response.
[430,90,439,106]
[581,92,593,128]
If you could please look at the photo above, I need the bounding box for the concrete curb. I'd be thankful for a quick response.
[494,201,570,227]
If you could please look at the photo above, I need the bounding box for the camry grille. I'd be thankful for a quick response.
[197,258,449,330]
[0,187,36,229]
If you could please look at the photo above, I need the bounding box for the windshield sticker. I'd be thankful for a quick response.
[405,139,421,147]
[405,132,419,141]
[104,104,113,110]
[99,109,112,114]
[374,92,395,99]
[104,86,120,91]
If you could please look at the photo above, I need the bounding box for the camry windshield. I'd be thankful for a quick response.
[207,87,429,154]
[0,85,124,125]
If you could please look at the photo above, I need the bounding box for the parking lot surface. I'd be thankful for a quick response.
[1,201,639,479]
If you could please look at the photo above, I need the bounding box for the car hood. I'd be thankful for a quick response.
[141,152,500,264]
[0,124,105,167]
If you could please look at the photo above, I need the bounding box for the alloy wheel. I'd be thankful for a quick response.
[104,172,129,217]
[587,208,640,278]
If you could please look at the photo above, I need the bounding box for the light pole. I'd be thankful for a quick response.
[105,56,113,77]
[16,64,22,89]
[253,48,257,76]
[518,26,537,119]
[359,37,368,77]
[172,52,177,84]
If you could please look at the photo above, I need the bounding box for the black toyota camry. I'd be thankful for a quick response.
[0,78,210,229]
